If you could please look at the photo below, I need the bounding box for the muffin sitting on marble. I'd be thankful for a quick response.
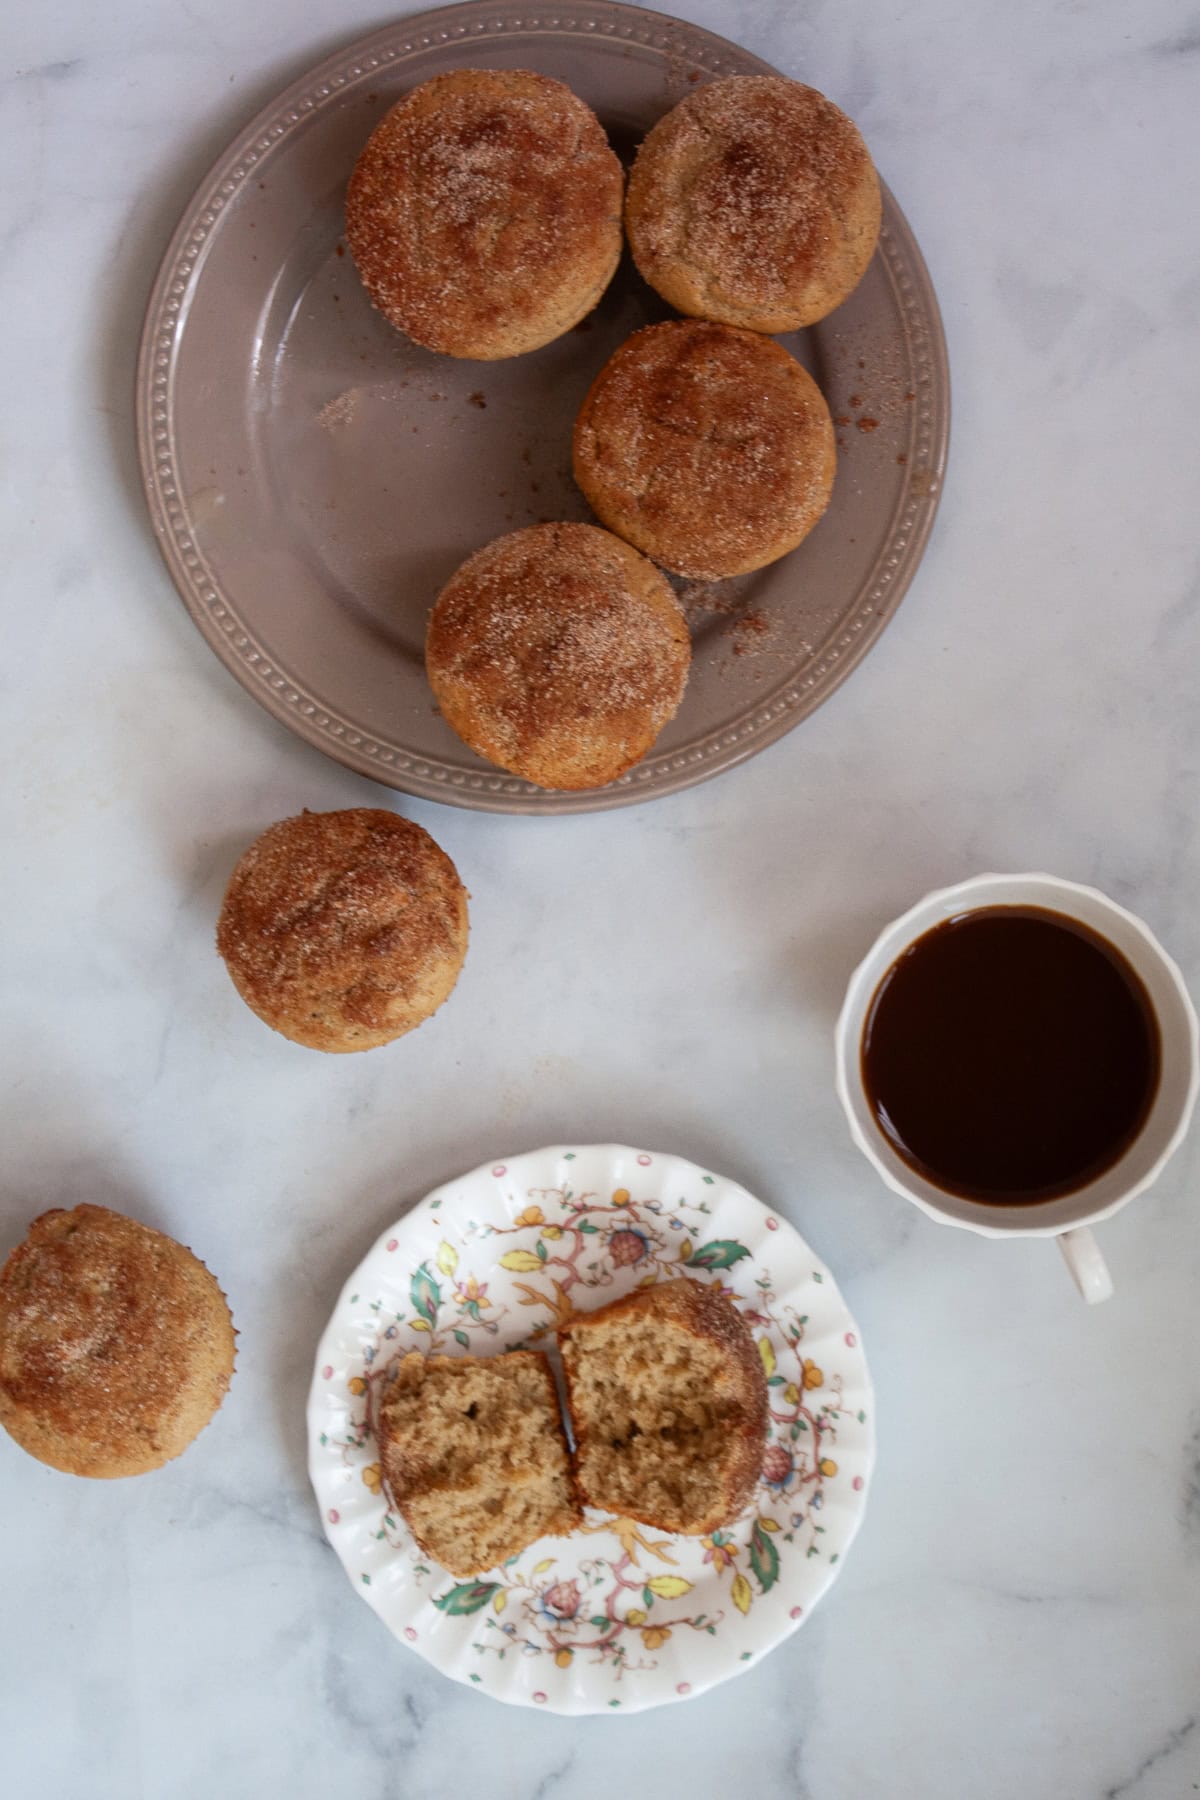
[0,1205,235,1478]
[217,808,469,1051]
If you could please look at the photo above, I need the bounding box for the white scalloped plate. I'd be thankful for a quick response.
[308,1146,873,1713]
[136,0,949,814]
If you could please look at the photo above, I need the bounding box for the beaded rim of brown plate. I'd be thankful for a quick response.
[136,1,950,814]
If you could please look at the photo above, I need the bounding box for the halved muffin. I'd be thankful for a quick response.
[558,1278,767,1534]
[379,1351,580,1575]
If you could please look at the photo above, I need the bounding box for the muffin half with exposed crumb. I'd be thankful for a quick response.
[380,1352,581,1575]
[217,808,468,1053]
[426,522,690,789]
[558,1278,767,1534]
[0,1204,235,1478]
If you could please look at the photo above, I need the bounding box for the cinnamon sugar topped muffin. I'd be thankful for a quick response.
[346,68,623,359]
[426,522,690,790]
[0,1205,235,1478]
[217,809,468,1052]
[574,320,836,579]
[626,76,881,332]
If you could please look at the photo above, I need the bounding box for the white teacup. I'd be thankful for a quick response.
[834,873,1199,1302]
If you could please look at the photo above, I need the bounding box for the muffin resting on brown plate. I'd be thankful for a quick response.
[0,1204,235,1478]
[217,808,468,1053]
[625,75,881,333]
[558,1277,768,1534]
[346,68,624,359]
[426,522,690,790]
[574,319,835,579]
[379,1351,581,1576]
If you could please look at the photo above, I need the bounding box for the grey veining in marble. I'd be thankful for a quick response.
[2,1,1199,1796]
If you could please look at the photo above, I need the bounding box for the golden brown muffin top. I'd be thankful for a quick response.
[626,75,880,331]
[346,68,623,358]
[574,319,835,579]
[0,1205,234,1478]
[426,523,690,790]
[217,809,467,1050]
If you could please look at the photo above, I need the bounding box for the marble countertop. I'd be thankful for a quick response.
[3,0,1199,1794]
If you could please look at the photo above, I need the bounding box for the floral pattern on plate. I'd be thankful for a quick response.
[308,1146,873,1714]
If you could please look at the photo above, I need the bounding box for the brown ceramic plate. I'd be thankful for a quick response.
[136,1,950,814]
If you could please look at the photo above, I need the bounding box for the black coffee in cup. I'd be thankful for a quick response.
[860,906,1161,1204]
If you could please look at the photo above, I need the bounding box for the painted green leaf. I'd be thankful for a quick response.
[579,1220,598,1233]
[686,1238,751,1271]
[410,1263,441,1325]
[767,1374,785,1388]
[434,1580,501,1616]
[536,1239,548,1262]
[750,1520,781,1593]
[453,1329,469,1348]
[590,1614,610,1629]
[642,1586,654,1610]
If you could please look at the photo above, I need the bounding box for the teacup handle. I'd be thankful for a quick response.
[1057,1227,1113,1304]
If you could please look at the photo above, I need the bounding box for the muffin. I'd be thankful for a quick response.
[559,1278,767,1534]
[0,1205,235,1478]
[217,808,468,1052]
[346,68,623,359]
[574,319,836,579]
[426,522,690,789]
[379,1351,581,1576]
[626,75,881,332]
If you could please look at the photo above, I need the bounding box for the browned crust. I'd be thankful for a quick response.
[346,68,624,359]
[558,1277,768,1532]
[216,809,469,1053]
[626,75,881,333]
[426,522,690,789]
[574,320,836,580]
[379,1351,582,1574]
[0,1205,236,1478]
